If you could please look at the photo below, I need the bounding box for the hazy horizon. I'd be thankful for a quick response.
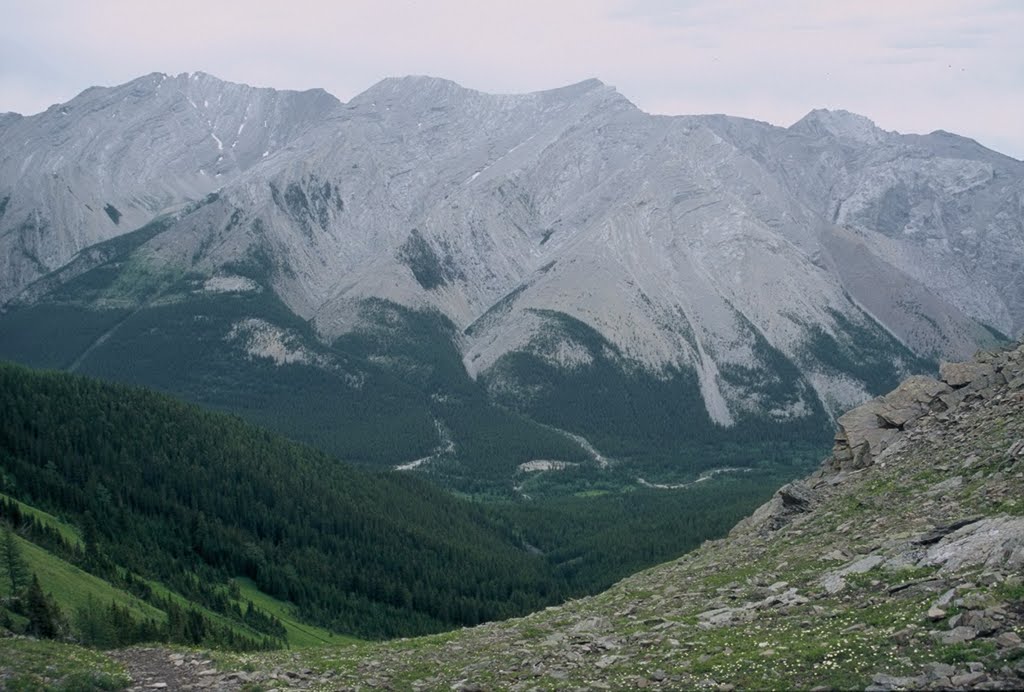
[2,1,1022,159]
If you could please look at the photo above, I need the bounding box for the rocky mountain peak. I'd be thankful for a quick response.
[538,76,608,96]
[0,71,342,303]
[353,74,469,102]
[0,113,20,136]
[351,74,625,113]
[791,107,889,144]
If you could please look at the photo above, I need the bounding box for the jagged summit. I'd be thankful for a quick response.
[536,76,609,96]
[351,74,626,111]
[790,107,888,144]
[0,72,341,303]
[352,74,471,103]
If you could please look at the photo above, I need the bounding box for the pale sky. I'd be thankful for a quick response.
[2,0,1021,159]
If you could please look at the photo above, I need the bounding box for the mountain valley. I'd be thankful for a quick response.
[3,328,1023,690]
[2,71,1023,689]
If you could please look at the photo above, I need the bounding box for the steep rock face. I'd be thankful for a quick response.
[0,72,339,302]
[3,73,1022,429]
[782,114,1024,353]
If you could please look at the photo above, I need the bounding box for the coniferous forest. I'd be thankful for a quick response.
[0,361,813,646]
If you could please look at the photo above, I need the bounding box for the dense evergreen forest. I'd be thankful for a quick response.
[0,362,815,645]
[0,362,568,638]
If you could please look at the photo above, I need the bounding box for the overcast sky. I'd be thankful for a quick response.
[2,0,1021,159]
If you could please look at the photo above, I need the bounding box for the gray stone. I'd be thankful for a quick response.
[935,626,978,645]
[925,476,963,496]
[960,610,1000,635]
[833,402,899,469]
[697,606,754,628]
[995,631,1022,648]
[877,376,953,425]
[950,672,987,687]
[912,516,984,546]
[868,673,924,690]
[920,517,1024,573]
[941,361,995,388]
[570,616,608,633]
[923,662,956,679]
[452,683,487,692]
[820,554,884,594]
[830,376,953,470]
[778,482,818,512]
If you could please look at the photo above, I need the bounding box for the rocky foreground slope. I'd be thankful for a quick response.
[128,342,1024,691]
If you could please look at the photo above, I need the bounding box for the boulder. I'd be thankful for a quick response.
[734,481,819,534]
[920,517,1024,573]
[922,662,956,679]
[949,672,987,687]
[778,481,818,512]
[820,555,884,594]
[934,626,978,645]
[875,375,952,426]
[996,631,1022,649]
[960,610,1000,636]
[940,360,995,388]
[831,376,950,470]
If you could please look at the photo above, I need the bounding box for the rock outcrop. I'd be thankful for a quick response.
[831,343,1024,471]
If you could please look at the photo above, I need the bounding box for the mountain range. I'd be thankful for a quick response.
[1,72,1022,488]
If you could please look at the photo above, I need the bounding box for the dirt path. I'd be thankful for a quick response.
[107,648,242,691]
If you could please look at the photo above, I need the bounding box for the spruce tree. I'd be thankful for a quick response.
[25,574,60,638]
[2,522,28,595]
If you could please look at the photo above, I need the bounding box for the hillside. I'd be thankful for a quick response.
[0,362,789,651]
[69,340,1019,691]
[0,361,572,639]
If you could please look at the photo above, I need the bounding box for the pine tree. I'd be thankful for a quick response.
[2,522,28,595]
[73,594,115,647]
[25,574,60,638]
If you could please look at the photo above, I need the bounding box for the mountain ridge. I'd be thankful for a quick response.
[2,72,1022,485]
